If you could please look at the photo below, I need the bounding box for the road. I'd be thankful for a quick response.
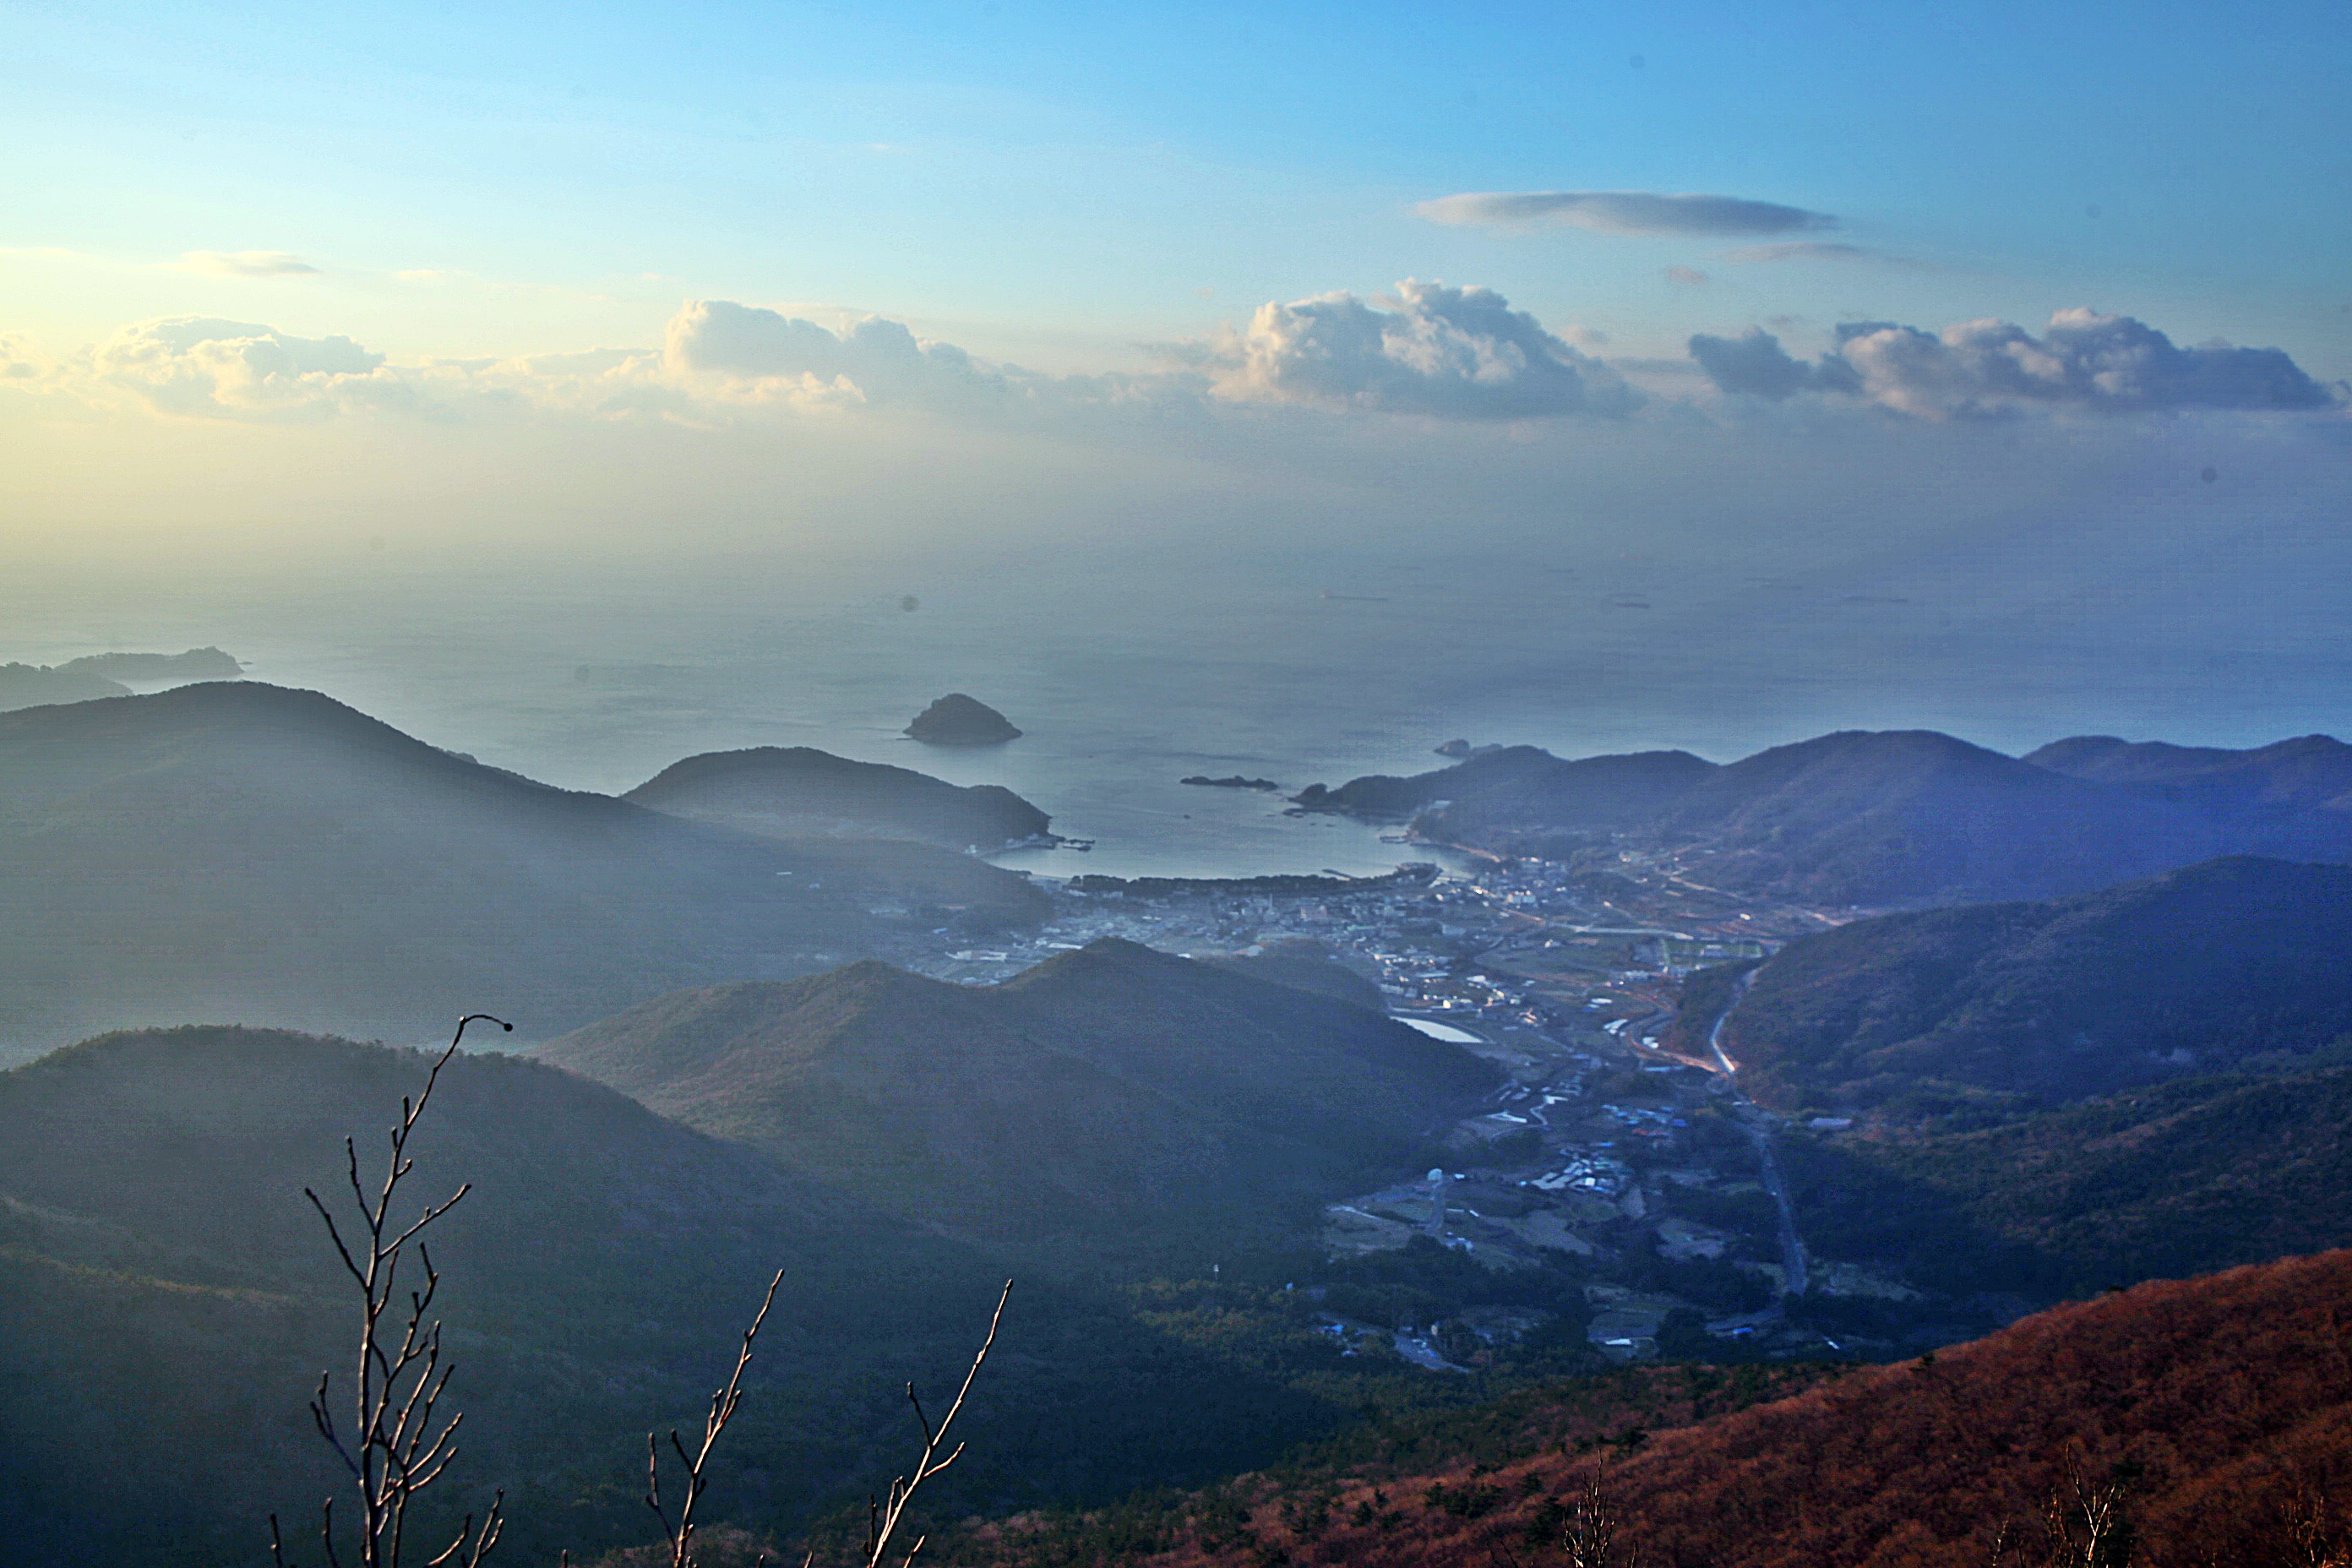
[1707,969,1810,1298]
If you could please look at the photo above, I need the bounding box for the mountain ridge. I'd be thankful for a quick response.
[1298,727,2352,906]
[1697,854,2352,1118]
[626,744,1053,850]
[0,1023,1352,1565]
[0,682,1044,1056]
[540,939,1500,1270]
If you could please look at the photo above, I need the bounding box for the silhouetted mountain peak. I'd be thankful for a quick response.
[0,683,1045,1054]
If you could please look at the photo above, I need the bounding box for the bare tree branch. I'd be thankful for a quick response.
[646,1269,787,1568]
[861,1280,1012,1568]
[274,1013,512,1568]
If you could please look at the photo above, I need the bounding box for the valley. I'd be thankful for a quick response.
[11,18,2345,1564]
[6,683,2352,1566]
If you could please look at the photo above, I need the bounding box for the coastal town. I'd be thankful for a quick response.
[894,843,1968,1366]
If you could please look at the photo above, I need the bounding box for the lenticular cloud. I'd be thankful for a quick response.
[1417,190,1836,238]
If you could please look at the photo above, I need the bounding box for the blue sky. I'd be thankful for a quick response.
[8,0,2349,369]
[4,1,2349,766]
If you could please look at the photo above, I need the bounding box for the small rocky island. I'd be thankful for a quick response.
[1180,775,1281,791]
[906,693,1021,745]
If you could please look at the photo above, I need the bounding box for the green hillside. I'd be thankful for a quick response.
[1710,856,2352,1118]
[626,744,1053,851]
[0,1026,1345,1566]
[0,683,1043,1056]
[1293,746,1716,853]
[1787,1052,2352,1296]
[540,939,1500,1271]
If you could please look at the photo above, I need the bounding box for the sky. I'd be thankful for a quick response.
[8,0,2350,367]
[3,0,2349,761]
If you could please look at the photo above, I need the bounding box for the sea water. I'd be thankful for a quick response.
[8,522,2348,880]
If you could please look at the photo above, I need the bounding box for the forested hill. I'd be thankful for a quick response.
[0,1026,1348,1566]
[0,683,1043,1055]
[1641,729,2221,905]
[1295,727,2352,906]
[539,939,1499,1271]
[2026,732,2352,809]
[1783,1049,2352,1297]
[958,1249,2352,1568]
[1290,746,1716,836]
[1704,855,2352,1118]
[625,743,1053,850]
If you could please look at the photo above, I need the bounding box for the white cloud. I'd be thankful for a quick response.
[662,299,1004,409]
[1416,190,1836,237]
[1687,327,1859,400]
[0,332,48,382]
[178,250,321,278]
[1197,280,1639,420]
[1663,265,1711,288]
[1690,311,2338,416]
[20,289,2339,437]
[93,317,398,418]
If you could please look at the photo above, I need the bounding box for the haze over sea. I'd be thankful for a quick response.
[12,488,2344,881]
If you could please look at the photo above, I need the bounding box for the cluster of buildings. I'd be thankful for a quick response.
[879,847,1948,1362]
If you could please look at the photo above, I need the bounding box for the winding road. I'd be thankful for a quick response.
[1708,969,1810,1298]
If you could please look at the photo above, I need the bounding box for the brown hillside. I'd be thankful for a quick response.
[1092,1250,2352,1568]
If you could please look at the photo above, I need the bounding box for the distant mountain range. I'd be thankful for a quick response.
[539,939,1499,1271]
[1297,728,2352,906]
[0,1025,1350,1565]
[0,645,242,712]
[1699,855,2352,1118]
[0,683,1045,1055]
[626,743,1052,850]
[1293,745,1712,836]
[0,662,132,710]
[1032,1248,2352,1568]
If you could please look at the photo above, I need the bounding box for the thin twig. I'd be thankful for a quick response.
[863,1280,1013,1568]
[646,1268,787,1568]
[278,1013,510,1568]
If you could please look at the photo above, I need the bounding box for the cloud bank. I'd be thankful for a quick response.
[93,317,399,418]
[663,299,1003,407]
[1200,280,1639,419]
[1691,311,2338,417]
[1417,190,1836,237]
[9,290,2337,435]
